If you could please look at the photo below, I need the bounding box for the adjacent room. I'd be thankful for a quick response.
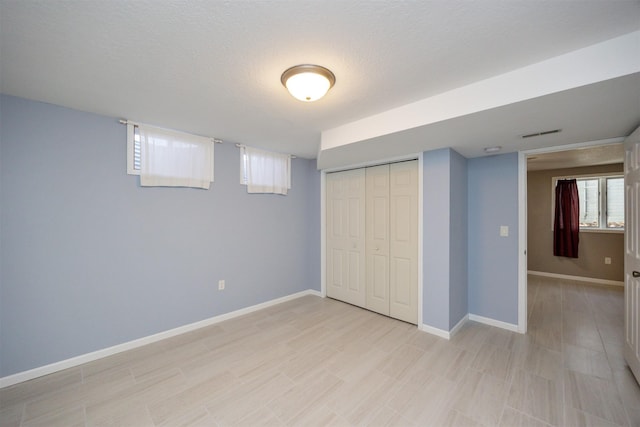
[1,1,640,426]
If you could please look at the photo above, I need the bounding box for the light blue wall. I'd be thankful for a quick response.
[422,149,451,331]
[468,153,519,325]
[449,150,468,328]
[0,95,320,377]
[423,148,469,332]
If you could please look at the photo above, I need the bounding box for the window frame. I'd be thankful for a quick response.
[551,172,624,233]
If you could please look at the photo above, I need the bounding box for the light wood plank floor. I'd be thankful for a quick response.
[1,276,639,426]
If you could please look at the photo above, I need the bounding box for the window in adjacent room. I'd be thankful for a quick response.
[552,173,624,231]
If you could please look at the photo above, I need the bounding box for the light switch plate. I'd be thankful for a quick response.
[500,226,509,237]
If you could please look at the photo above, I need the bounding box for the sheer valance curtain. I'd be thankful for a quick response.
[136,124,214,189]
[553,179,580,258]
[240,145,291,195]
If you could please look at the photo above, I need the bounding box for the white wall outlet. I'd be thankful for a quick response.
[218,279,225,290]
[500,226,509,237]
[604,257,612,265]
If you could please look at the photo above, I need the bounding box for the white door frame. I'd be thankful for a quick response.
[517,137,626,334]
[321,152,424,328]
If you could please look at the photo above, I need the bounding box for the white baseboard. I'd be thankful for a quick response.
[420,315,468,340]
[0,289,322,389]
[468,314,519,332]
[420,323,451,339]
[449,314,469,338]
[528,270,624,287]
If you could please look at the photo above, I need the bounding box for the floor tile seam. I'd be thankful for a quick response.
[573,405,630,427]
[262,403,288,427]
[19,401,27,427]
[264,393,315,426]
[497,351,520,427]
[21,402,87,426]
[562,392,628,427]
[82,404,88,427]
[20,382,89,418]
[361,403,397,426]
[328,405,354,426]
[343,372,400,411]
[565,356,615,382]
[22,396,89,423]
[255,379,298,410]
[503,401,556,427]
[603,364,636,427]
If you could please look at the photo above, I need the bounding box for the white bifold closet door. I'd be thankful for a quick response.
[388,161,418,324]
[328,160,418,324]
[365,164,391,315]
[326,168,366,308]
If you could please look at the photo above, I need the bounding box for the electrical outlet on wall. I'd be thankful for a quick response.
[604,257,612,265]
[218,279,225,290]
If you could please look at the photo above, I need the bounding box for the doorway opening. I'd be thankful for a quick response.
[518,139,625,333]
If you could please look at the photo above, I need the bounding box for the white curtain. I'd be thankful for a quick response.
[241,146,291,195]
[138,124,214,189]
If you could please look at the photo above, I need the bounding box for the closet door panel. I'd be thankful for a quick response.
[366,164,390,315]
[326,169,366,308]
[389,161,418,324]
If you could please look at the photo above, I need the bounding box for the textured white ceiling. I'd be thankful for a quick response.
[527,144,624,171]
[1,1,639,163]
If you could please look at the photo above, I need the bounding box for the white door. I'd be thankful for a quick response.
[389,161,418,324]
[624,126,640,382]
[326,169,366,308]
[366,164,390,315]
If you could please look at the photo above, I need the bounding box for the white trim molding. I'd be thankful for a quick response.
[420,324,451,340]
[0,289,322,389]
[518,151,527,334]
[449,314,469,338]
[468,314,519,333]
[420,315,468,340]
[528,270,624,287]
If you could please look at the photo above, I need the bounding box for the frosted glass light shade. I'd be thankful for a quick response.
[281,65,335,102]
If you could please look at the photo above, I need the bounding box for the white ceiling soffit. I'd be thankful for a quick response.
[317,32,640,169]
[1,1,639,165]
[527,144,625,172]
[317,72,640,170]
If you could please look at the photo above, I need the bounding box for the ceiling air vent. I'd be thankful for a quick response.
[521,129,562,139]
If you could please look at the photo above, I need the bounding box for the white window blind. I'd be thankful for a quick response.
[576,178,599,227]
[606,177,624,228]
[240,145,291,195]
[127,123,214,189]
[126,123,141,175]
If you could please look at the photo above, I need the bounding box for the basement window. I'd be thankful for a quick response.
[552,173,624,232]
[126,123,214,189]
[239,145,291,195]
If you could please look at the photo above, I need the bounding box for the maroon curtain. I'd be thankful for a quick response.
[553,179,579,258]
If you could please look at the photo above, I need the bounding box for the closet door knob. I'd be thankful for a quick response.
[633,271,640,278]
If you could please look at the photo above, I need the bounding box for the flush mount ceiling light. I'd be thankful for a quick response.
[281,64,335,102]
